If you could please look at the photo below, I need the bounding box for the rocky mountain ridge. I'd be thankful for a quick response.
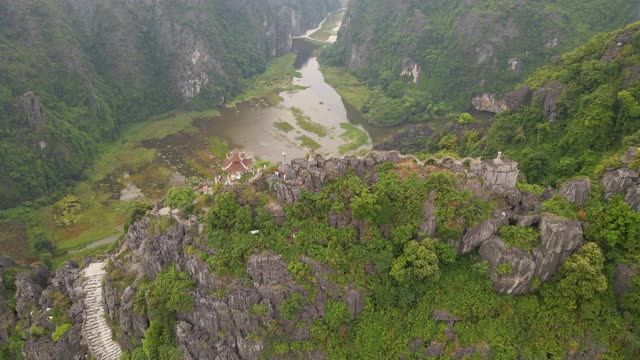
[1,149,639,358]
[0,0,340,207]
[325,0,640,112]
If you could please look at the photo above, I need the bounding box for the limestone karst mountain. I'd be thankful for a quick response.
[0,0,340,208]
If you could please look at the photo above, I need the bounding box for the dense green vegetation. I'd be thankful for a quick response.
[498,225,541,251]
[322,0,640,122]
[122,266,195,360]
[0,0,339,208]
[165,188,197,215]
[432,22,640,186]
[137,158,640,358]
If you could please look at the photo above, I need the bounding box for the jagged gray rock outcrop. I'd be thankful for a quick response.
[533,81,566,122]
[602,168,639,199]
[559,177,591,206]
[600,147,640,212]
[456,217,508,254]
[112,217,366,359]
[502,86,533,110]
[516,214,541,227]
[17,92,45,131]
[271,151,519,204]
[15,270,46,319]
[625,184,640,211]
[472,93,507,113]
[419,191,437,237]
[533,215,584,281]
[117,285,147,350]
[479,238,537,295]
[16,262,89,360]
[470,158,519,192]
[476,215,584,294]
[124,218,193,278]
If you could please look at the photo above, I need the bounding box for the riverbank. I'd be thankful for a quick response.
[308,9,346,42]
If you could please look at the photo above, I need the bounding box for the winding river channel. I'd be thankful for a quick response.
[192,38,389,163]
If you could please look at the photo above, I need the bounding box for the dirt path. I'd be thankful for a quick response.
[81,262,122,360]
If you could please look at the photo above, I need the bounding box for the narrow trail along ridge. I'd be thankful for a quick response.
[82,262,123,360]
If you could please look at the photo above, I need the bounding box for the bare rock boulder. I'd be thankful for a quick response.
[533,215,583,281]
[502,86,532,110]
[457,218,506,254]
[624,184,640,212]
[559,177,591,207]
[602,168,639,199]
[471,158,519,193]
[479,238,536,295]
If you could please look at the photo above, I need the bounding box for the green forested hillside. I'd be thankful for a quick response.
[431,22,640,186]
[109,158,639,359]
[323,0,640,123]
[0,0,339,208]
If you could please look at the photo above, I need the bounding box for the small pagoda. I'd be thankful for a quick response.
[221,150,253,176]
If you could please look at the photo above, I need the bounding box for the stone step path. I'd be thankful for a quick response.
[82,262,122,360]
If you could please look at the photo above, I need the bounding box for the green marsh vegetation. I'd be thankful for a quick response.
[274,121,295,133]
[290,107,328,137]
[308,9,346,42]
[338,123,369,154]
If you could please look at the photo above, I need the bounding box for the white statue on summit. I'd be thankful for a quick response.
[494,151,503,165]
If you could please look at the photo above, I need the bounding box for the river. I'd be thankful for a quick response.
[190,38,384,163]
[136,13,493,191]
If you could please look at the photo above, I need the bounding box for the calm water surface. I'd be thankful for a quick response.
[135,38,494,199]
[195,39,388,162]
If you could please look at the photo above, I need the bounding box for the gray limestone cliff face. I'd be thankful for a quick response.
[18,262,89,360]
[533,216,583,281]
[419,191,437,237]
[470,158,519,193]
[476,215,583,294]
[601,147,640,211]
[112,215,364,359]
[456,218,508,254]
[472,93,508,113]
[625,184,640,211]
[17,92,45,132]
[124,218,193,279]
[61,0,338,102]
[502,86,533,111]
[116,285,148,350]
[532,81,566,122]
[602,168,639,199]
[559,177,591,207]
[471,86,532,114]
[479,238,537,295]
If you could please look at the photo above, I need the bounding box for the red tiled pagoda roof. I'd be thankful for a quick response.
[222,151,253,173]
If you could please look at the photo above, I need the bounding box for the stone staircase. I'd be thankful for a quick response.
[82,262,122,360]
